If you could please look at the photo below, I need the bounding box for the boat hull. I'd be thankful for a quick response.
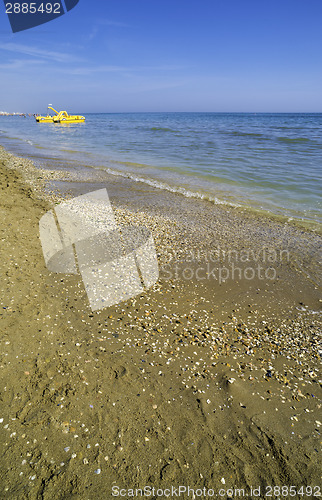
[36,116,54,123]
[58,117,85,123]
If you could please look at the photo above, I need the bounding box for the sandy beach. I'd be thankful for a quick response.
[0,145,321,498]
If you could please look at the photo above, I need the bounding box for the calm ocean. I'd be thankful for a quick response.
[1,112,321,230]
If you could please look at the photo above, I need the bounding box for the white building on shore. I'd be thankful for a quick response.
[0,111,25,115]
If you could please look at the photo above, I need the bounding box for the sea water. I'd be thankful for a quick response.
[1,112,321,230]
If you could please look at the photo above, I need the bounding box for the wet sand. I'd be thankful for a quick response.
[0,146,321,499]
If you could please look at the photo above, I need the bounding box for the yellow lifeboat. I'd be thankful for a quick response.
[35,106,85,124]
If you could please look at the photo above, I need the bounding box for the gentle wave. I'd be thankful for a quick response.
[230,131,265,138]
[277,137,310,143]
[96,164,240,207]
[150,127,179,133]
[88,163,321,231]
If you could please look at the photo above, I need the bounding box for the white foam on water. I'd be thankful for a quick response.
[97,165,241,209]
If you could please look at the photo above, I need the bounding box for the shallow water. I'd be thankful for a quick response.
[1,112,321,230]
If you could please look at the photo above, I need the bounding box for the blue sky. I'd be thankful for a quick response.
[0,0,321,113]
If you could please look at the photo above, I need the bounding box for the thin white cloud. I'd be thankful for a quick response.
[87,18,131,41]
[0,42,83,63]
[69,65,129,75]
[95,19,130,28]
[68,64,188,75]
[0,58,45,70]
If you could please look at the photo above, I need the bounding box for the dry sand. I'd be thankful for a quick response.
[0,146,321,499]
